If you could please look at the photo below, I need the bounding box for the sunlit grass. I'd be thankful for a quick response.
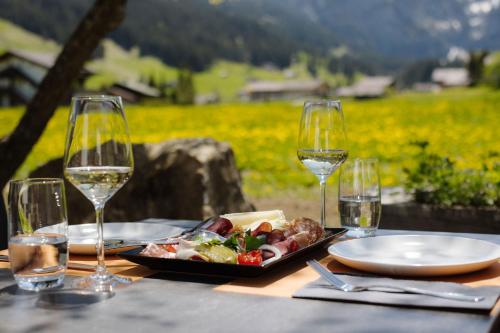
[1,87,498,197]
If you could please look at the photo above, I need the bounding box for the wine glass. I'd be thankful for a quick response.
[298,100,348,229]
[63,95,134,292]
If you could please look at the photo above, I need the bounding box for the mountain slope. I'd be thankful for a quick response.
[0,0,325,70]
[0,0,498,71]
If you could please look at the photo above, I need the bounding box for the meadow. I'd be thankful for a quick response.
[0,88,498,198]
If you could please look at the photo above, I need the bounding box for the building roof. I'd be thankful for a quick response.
[243,80,328,94]
[336,76,393,98]
[0,49,57,68]
[431,68,469,86]
[0,49,93,74]
[110,80,161,98]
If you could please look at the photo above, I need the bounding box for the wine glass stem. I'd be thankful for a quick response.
[94,203,107,276]
[319,179,326,229]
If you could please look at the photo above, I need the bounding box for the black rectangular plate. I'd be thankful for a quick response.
[117,228,346,278]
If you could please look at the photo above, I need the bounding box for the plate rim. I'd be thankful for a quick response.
[328,234,500,269]
[68,222,186,244]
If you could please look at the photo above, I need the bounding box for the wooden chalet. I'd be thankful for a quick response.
[106,81,161,104]
[336,76,394,99]
[431,68,469,87]
[0,49,92,106]
[242,80,330,101]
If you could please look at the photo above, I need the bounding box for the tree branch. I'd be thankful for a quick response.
[0,0,127,248]
[0,0,126,188]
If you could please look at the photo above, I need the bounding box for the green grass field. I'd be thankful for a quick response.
[0,88,499,197]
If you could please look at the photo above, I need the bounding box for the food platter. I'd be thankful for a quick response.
[118,227,346,277]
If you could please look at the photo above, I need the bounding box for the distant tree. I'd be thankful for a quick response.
[484,52,500,89]
[147,74,156,88]
[176,69,195,105]
[0,0,127,248]
[395,59,440,89]
[467,50,488,86]
[307,56,318,78]
[327,55,375,79]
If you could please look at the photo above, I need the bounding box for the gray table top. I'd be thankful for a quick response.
[1,228,499,333]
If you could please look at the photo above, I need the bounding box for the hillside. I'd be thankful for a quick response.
[0,19,343,102]
[0,19,59,53]
[0,0,321,71]
[1,0,498,72]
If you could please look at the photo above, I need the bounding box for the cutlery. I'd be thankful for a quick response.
[0,255,95,271]
[103,219,222,250]
[306,260,484,303]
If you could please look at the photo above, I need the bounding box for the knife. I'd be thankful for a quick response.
[103,218,216,251]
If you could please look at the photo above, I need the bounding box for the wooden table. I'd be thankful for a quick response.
[0,228,499,333]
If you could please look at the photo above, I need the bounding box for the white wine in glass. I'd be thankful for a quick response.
[63,95,134,293]
[298,100,348,229]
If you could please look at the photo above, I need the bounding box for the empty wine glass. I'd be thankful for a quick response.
[63,95,134,292]
[298,100,348,229]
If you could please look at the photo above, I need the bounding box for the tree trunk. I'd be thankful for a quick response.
[0,0,127,249]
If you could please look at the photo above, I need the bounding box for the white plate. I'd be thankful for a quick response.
[328,235,500,277]
[67,222,185,255]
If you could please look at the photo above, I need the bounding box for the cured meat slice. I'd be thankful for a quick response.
[289,217,324,244]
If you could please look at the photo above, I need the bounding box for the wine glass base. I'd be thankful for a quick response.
[344,227,377,238]
[73,273,131,293]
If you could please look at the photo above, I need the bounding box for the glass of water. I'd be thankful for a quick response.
[338,158,381,238]
[8,178,68,291]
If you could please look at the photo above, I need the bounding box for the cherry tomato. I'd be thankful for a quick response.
[165,244,177,253]
[160,244,177,253]
[237,250,263,266]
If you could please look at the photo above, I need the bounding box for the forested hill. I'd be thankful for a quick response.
[1,0,499,72]
[0,0,338,71]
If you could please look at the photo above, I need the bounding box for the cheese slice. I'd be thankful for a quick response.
[221,210,288,231]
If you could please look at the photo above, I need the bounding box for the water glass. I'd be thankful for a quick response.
[338,158,381,237]
[7,178,68,291]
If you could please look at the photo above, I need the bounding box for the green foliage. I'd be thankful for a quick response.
[395,59,440,89]
[85,40,177,91]
[0,18,59,53]
[484,52,500,89]
[404,141,499,207]
[467,50,488,87]
[175,69,195,105]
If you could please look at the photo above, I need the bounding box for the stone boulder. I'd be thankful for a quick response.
[30,138,254,224]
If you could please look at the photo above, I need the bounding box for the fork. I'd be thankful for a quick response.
[306,260,484,303]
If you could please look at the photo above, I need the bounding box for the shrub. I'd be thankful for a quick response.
[404,141,499,207]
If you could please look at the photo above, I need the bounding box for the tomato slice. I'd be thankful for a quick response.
[165,244,177,253]
[237,250,263,266]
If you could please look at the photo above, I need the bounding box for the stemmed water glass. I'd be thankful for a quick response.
[63,95,134,292]
[298,100,348,229]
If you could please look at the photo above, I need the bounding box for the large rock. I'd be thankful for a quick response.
[30,138,254,224]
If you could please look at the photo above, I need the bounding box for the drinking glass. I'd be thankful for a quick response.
[63,95,134,292]
[298,100,348,229]
[8,178,68,291]
[339,158,381,238]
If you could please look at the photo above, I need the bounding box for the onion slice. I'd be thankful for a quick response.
[259,244,282,265]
